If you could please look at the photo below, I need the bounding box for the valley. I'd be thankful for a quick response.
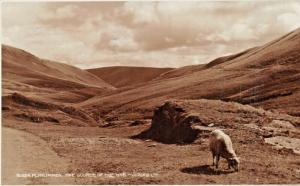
[2,28,300,184]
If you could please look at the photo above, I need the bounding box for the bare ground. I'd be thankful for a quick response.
[3,119,300,185]
[2,127,75,185]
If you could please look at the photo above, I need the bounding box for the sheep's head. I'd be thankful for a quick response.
[228,157,240,171]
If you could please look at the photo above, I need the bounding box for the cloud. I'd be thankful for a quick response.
[108,36,139,52]
[123,2,159,25]
[277,12,300,31]
[93,23,139,52]
[40,4,78,20]
[2,1,300,69]
[218,24,257,42]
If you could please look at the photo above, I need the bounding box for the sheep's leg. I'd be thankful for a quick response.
[227,162,231,170]
[216,155,220,169]
[212,153,215,166]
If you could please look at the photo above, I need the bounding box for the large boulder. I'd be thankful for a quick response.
[135,101,200,143]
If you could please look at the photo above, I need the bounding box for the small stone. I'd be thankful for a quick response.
[293,149,300,155]
[208,123,214,127]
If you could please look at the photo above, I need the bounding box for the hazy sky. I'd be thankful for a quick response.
[2,1,300,69]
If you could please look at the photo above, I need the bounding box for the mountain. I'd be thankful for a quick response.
[2,45,115,103]
[80,28,300,119]
[2,28,300,126]
[2,45,118,126]
[87,66,173,88]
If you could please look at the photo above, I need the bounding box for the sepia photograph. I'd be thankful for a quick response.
[1,0,300,185]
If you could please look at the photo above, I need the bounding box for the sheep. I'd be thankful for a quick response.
[209,129,240,171]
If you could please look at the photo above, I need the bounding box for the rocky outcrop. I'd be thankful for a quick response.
[135,99,300,144]
[134,101,200,143]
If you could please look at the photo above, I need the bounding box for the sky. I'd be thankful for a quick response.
[2,1,300,69]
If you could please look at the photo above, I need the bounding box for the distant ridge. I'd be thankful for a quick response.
[87,66,173,88]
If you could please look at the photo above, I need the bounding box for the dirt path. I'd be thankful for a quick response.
[2,127,75,185]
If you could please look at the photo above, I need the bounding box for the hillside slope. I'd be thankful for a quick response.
[87,66,173,88]
[80,28,300,119]
[2,45,115,103]
[154,64,206,80]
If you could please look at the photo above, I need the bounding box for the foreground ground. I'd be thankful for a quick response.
[2,119,300,184]
[2,127,74,185]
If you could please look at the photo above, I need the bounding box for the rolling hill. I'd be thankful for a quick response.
[2,28,300,126]
[2,45,115,103]
[87,66,173,88]
[80,28,300,119]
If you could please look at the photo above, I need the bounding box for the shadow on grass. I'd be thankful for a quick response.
[181,165,234,175]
